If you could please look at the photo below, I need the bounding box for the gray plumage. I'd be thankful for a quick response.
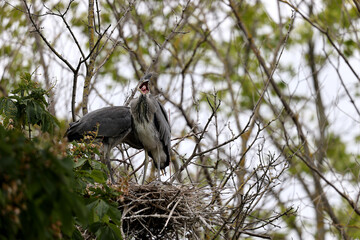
[65,106,143,183]
[130,74,171,181]
[65,74,171,183]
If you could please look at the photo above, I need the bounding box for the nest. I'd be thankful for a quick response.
[119,181,222,239]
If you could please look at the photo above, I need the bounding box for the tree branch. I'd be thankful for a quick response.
[22,0,76,73]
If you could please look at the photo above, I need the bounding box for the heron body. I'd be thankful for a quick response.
[130,76,171,181]
[65,106,143,183]
[131,94,170,169]
[65,73,171,183]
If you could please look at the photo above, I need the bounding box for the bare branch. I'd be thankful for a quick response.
[124,0,192,106]
[22,0,76,72]
[279,0,360,82]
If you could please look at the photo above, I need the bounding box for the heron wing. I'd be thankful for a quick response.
[66,106,132,140]
[153,98,171,148]
[151,98,171,169]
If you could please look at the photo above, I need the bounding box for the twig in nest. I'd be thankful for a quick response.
[118,182,223,239]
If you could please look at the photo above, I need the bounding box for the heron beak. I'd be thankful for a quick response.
[139,79,150,94]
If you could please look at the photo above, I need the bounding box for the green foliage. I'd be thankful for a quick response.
[334,200,360,238]
[325,133,359,178]
[0,125,87,240]
[0,72,59,134]
[69,140,125,240]
[317,0,349,29]
[0,125,125,240]
[0,3,33,89]
[85,199,122,240]
[0,73,126,240]
[343,39,357,58]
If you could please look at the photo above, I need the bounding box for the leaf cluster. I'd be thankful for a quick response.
[0,126,87,240]
[0,70,127,239]
[69,140,125,240]
[0,73,59,134]
[0,125,126,240]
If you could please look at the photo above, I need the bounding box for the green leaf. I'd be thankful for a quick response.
[26,101,36,124]
[74,158,88,168]
[90,159,106,170]
[107,205,122,226]
[89,222,103,233]
[94,199,110,220]
[0,97,17,117]
[97,224,122,240]
[90,169,107,183]
[0,125,87,239]
[71,228,84,240]
[107,223,122,240]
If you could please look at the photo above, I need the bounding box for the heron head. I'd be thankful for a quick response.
[138,73,152,95]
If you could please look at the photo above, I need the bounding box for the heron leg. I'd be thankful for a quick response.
[104,145,115,184]
[106,159,115,184]
[156,146,161,181]
[142,150,149,184]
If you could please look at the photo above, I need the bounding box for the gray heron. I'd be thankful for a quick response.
[65,73,171,184]
[65,106,143,183]
[130,73,171,182]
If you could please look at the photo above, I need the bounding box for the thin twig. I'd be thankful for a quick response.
[124,0,192,107]
[279,0,360,82]
[22,0,76,72]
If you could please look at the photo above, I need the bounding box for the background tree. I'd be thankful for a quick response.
[1,0,360,239]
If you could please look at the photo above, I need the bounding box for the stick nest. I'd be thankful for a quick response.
[119,181,221,239]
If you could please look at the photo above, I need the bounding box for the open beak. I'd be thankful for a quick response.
[139,79,150,94]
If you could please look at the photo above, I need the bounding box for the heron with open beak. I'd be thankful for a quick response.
[130,73,171,182]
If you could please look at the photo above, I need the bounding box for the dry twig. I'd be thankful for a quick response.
[118,182,222,239]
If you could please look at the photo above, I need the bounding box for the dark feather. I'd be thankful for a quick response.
[152,96,171,169]
[65,106,143,149]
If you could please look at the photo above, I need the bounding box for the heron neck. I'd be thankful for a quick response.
[136,94,150,123]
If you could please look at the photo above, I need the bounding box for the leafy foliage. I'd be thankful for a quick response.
[0,125,86,239]
[0,73,59,135]
[69,140,126,240]
[0,122,126,240]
